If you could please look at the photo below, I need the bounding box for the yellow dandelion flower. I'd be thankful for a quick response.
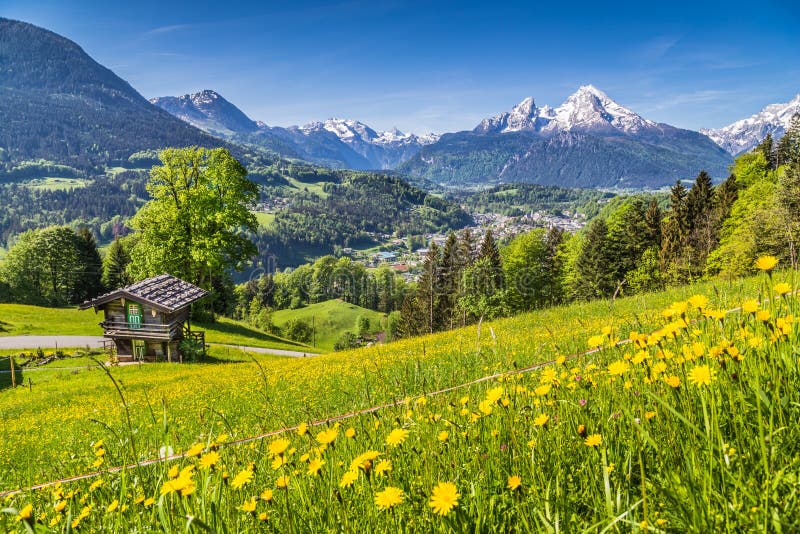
[507,475,522,491]
[345,427,356,439]
[271,455,288,470]
[307,458,325,476]
[534,384,551,396]
[143,497,155,507]
[485,387,504,403]
[374,486,404,510]
[240,499,257,513]
[296,422,308,436]
[584,434,602,447]
[607,360,630,376]
[374,459,393,476]
[269,438,291,457]
[231,469,254,490]
[106,500,119,513]
[429,482,460,516]
[350,450,381,471]
[664,375,681,388]
[340,470,359,488]
[167,465,179,479]
[54,501,67,513]
[478,400,493,415]
[534,413,549,427]
[774,282,792,295]
[587,335,604,348]
[259,511,268,521]
[742,299,760,313]
[756,310,770,322]
[385,428,409,447]
[645,411,657,420]
[17,504,33,521]
[260,488,274,502]
[199,450,220,470]
[688,294,709,309]
[438,431,449,442]
[316,428,338,445]
[688,365,716,387]
[185,443,204,458]
[276,475,290,489]
[755,255,778,271]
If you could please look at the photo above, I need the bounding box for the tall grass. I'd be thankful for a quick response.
[1,271,798,531]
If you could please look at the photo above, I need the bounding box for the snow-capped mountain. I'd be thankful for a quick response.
[295,119,439,168]
[151,91,437,170]
[475,85,658,136]
[701,94,800,155]
[150,90,259,135]
[400,84,732,189]
[474,97,555,133]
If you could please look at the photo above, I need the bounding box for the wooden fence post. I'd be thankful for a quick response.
[10,354,16,388]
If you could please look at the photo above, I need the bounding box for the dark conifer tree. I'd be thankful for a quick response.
[755,133,776,169]
[686,170,714,231]
[644,198,663,249]
[415,241,442,334]
[477,230,503,293]
[576,218,615,299]
[439,232,461,329]
[101,237,131,291]
[72,227,104,302]
[776,113,800,167]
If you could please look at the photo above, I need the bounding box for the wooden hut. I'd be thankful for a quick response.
[79,274,208,362]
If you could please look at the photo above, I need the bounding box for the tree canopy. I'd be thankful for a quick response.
[129,147,258,290]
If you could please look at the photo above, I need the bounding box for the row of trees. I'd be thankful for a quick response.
[233,256,409,326]
[0,226,102,305]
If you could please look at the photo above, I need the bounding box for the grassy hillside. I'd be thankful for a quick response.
[0,304,102,336]
[3,272,798,531]
[272,299,385,351]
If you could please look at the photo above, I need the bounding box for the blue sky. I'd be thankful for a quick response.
[2,0,799,134]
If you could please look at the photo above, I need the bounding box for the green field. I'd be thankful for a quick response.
[253,211,275,228]
[0,304,103,336]
[272,299,386,351]
[3,272,799,531]
[285,175,330,198]
[23,177,91,191]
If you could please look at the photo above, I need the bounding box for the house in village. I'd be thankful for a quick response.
[79,274,208,362]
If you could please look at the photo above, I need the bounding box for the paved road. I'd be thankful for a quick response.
[0,335,318,358]
[0,335,105,350]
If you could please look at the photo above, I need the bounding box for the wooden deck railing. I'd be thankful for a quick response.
[99,320,181,340]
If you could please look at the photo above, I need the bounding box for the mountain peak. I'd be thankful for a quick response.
[701,93,800,155]
[150,89,258,134]
[474,85,656,135]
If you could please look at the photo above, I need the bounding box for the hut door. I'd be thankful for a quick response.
[127,303,142,329]
[133,340,146,361]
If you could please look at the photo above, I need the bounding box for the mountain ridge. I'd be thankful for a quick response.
[701,94,800,155]
[400,86,733,188]
[151,90,438,170]
[0,17,229,175]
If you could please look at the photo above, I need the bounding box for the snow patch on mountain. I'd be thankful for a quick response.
[701,94,800,155]
[475,85,659,136]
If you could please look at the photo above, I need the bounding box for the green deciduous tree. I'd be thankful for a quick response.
[0,226,102,305]
[129,147,258,295]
